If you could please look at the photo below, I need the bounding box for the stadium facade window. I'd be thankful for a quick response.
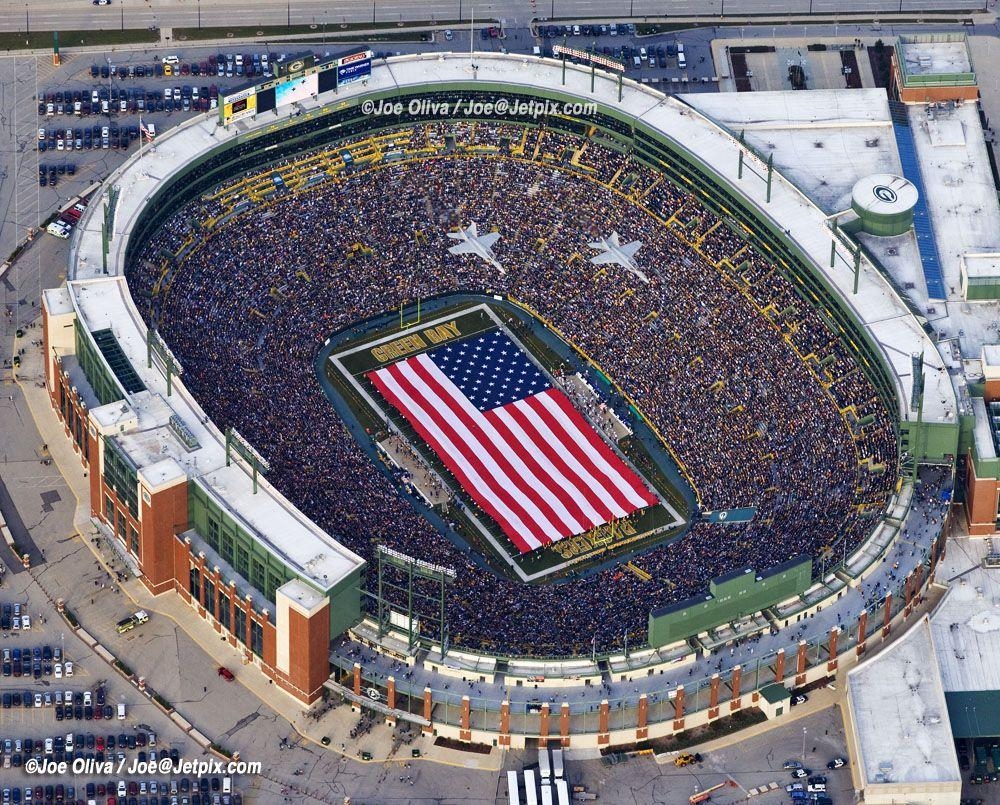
[207,517,219,551]
[266,571,282,602]
[220,531,234,565]
[235,544,249,580]
[104,495,114,523]
[218,592,231,631]
[102,437,139,517]
[233,606,247,645]
[189,566,201,602]
[116,509,126,540]
[128,525,139,557]
[203,579,215,618]
[251,558,266,593]
[250,620,263,659]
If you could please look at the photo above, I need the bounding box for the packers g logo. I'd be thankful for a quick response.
[289,60,305,74]
[873,185,897,204]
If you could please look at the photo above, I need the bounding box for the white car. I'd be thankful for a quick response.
[64,690,72,704]
[161,55,179,65]
[83,690,91,707]
[64,660,73,677]
[38,127,45,140]
[20,614,29,630]
[34,693,42,708]
[54,663,62,679]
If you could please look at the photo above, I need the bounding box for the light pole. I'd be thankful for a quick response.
[372,0,376,24]
[107,56,113,124]
[198,0,202,29]
[121,0,124,32]
[25,3,29,35]
[801,726,807,762]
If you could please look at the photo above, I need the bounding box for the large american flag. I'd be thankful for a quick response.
[367,330,657,554]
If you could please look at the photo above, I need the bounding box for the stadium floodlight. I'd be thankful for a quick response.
[146,327,183,396]
[377,544,456,580]
[225,427,271,493]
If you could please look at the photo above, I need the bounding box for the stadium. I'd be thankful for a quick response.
[40,50,957,746]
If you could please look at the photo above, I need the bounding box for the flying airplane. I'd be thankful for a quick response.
[587,231,649,283]
[447,222,504,273]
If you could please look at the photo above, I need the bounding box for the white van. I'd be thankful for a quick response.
[677,42,686,69]
[117,702,126,720]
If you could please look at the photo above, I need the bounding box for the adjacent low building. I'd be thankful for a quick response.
[846,615,962,805]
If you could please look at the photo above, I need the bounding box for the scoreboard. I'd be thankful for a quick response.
[220,87,258,126]
[219,50,373,127]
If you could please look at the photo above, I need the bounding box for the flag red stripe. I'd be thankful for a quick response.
[484,406,606,531]
[514,393,637,515]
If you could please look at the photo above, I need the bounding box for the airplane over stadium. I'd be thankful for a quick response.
[446,221,503,272]
[588,231,649,283]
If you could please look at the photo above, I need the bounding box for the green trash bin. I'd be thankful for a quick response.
[411,748,421,758]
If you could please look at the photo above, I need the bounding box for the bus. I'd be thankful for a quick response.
[555,779,571,805]
[552,748,564,779]
[540,783,554,805]
[539,747,551,781]
[524,770,538,805]
[507,770,521,805]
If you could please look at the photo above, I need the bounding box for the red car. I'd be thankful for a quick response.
[218,666,235,681]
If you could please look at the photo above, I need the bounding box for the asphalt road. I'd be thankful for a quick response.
[0,0,990,36]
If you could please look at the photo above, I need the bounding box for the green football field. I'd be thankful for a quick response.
[323,298,692,584]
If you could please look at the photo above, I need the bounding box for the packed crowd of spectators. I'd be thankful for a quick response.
[126,120,897,657]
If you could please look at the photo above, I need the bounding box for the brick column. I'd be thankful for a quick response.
[774,648,786,683]
[636,694,648,741]
[539,703,550,747]
[422,687,433,734]
[460,695,472,742]
[353,663,361,696]
[708,674,720,720]
[914,564,925,604]
[882,592,893,637]
[827,627,839,673]
[598,700,610,746]
[904,572,915,616]
[560,702,570,747]
[499,700,511,747]
[856,610,868,656]
[729,665,742,712]
[673,685,685,732]
[795,640,808,686]
[385,677,396,726]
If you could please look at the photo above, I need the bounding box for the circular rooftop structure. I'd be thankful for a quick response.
[851,173,919,236]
